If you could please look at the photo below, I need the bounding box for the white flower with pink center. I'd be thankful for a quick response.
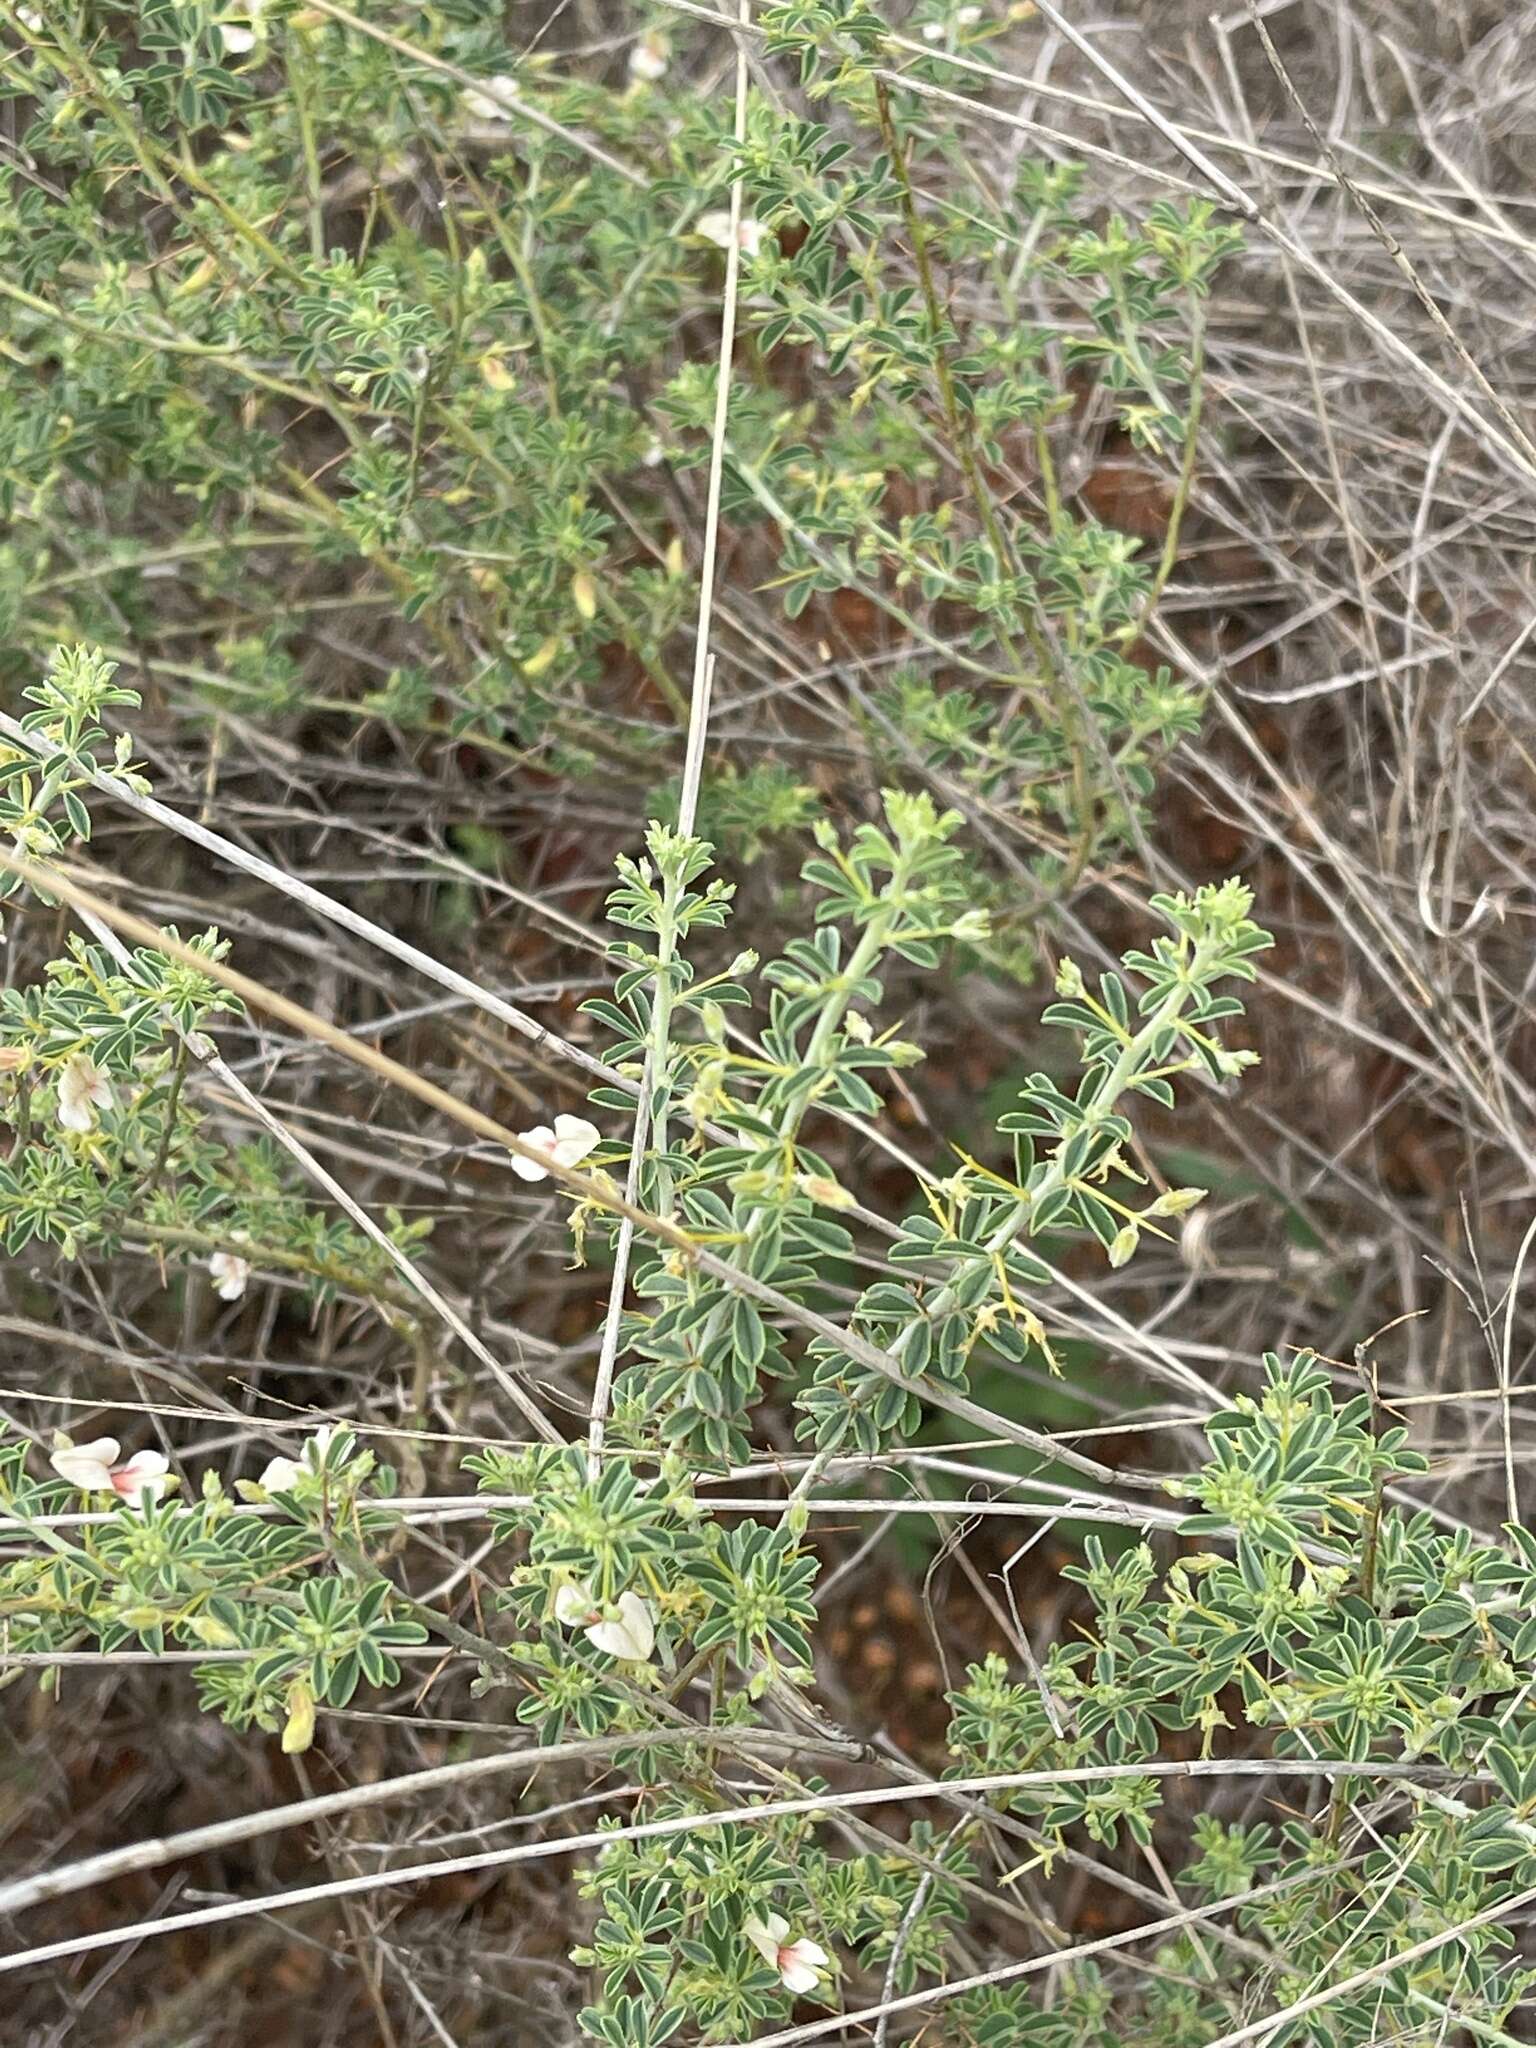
[49,1434,170,1509]
[744,1911,830,1994]
[696,212,764,258]
[553,1581,656,1662]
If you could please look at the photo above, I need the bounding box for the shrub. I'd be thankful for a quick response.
[4,9,1527,2048]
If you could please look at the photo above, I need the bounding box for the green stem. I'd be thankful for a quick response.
[1126,299,1208,647]
[287,32,328,265]
[871,79,1096,894]
[120,1218,420,1321]
[789,929,1220,1509]
[792,909,897,1122]
[643,888,687,1218]
[144,1038,190,1195]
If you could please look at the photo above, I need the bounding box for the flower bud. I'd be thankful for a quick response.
[282,1680,317,1755]
[189,1614,239,1648]
[522,636,562,678]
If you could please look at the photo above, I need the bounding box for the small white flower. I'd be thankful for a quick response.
[588,1591,655,1661]
[258,1423,339,1495]
[922,20,946,39]
[554,1580,656,1662]
[56,1052,112,1133]
[208,1250,251,1301]
[696,211,764,258]
[511,1112,601,1183]
[464,74,517,121]
[258,1452,301,1494]
[744,1913,830,1995]
[220,22,256,52]
[957,5,984,23]
[16,7,43,29]
[628,34,668,82]
[49,1433,170,1509]
[49,1435,120,1492]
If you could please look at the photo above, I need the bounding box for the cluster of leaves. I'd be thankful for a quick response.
[942,1353,1536,2043]
[1,2,1234,967]
[0,1423,423,1748]
[585,795,980,1464]
[0,642,151,894]
[465,1442,820,1735]
[791,872,1266,1457]
[571,1815,970,2048]
[0,647,430,1300]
